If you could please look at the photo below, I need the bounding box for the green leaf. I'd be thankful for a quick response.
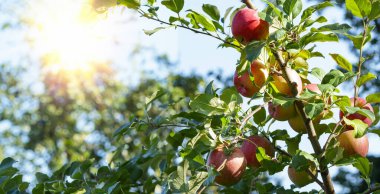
[32,184,44,194]
[366,92,380,103]
[345,0,371,18]
[283,0,302,18]
[143,27,168,36]
[310,67,326,80]
[345,107,375,122]
[329,53,353,72]
[269,29,287,42]
[254,106,267,126]
[304,16,328,28]
[189,94,225,115]
[311,23,351,34]
[300,33,338,47]
[301,2,333,22]
[357,73,376,87]
[245,41,266,61]
[291,150,317,171]
[325,140,344,164]
[304,103,324,119]
[220,87,243,104]
[322,69,355,87]
[343,118,368,138]
[145,90,166,105]
[202,4,220,21]
[353,157,372,179]
[262,0,283,18]
[369,0,380,20]
[161,0,184,13]
[188,171,208,193]
[186,11,216,32]
[118,0,140,9]
[286,134,302,155]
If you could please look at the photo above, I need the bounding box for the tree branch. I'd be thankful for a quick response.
[271,48,335,194]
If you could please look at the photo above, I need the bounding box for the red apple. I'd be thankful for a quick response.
[338,129,369,157]
[232,8,269,43]
[268,101,296,121]
[339,97,374,130]
[288,166,317,187]
[234,60,268,98]
[207,145,247,186]
[271,68,302,97]
[241,135,275,168]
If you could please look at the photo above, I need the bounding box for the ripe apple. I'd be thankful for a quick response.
[268,101,296,121]
[232,8,269,43]
[241,135,275,168]
[207,145,247,186]
[271,67,302,97]
[339,97,374,130]
[338,129,369,157]
[234,60,268,98]
[288,166,317,187]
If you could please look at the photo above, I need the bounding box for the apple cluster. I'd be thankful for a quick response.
[208,6,375,188]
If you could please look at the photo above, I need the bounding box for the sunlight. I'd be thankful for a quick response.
[26,0,115,73]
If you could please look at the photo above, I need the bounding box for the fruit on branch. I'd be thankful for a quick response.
[339,97,374,130]
[288,166,317,187]
[231,8,269,43]
[234,60,268,98]
[207,145,247,186]
[338,129,369,157]
[268,101,296,121]
[241,135,275,168]
[271,67,302,97]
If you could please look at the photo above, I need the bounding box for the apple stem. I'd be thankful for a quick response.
[242,0,255,9]
[271,49,335,194]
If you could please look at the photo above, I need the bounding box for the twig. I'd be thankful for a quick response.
[322,117,345,152]
[239,102,268,131]
[138,10,243,50]
[354,18,369,103]
[362,185,380,194]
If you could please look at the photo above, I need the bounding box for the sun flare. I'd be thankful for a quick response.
[27,0,115,73]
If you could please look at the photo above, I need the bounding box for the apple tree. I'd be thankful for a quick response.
[97,0,379,193]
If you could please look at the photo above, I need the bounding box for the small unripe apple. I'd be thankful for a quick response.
[241,135,275,168]
[268,101,296,121]
[232,8,269,43]
[338,129,369,157]
[234,60,268,98]
[207,145,247,186]
[288,166,317,187]
[339,97,374,130]
[271,68,302,97]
